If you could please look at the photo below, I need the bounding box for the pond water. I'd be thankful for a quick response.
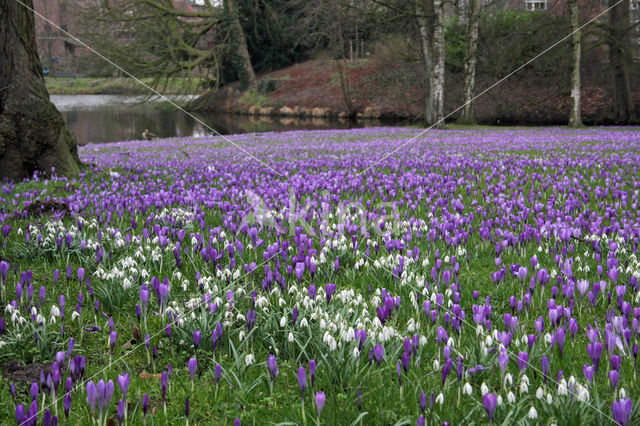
[51,95,409,145]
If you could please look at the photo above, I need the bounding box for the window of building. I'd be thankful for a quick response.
[525,0,547,10]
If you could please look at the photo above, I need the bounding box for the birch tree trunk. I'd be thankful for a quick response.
[568,0,582,127]
[0,0,80,181]
[459,0,480,124]
[432,0,445,129]
[415,1,436,125]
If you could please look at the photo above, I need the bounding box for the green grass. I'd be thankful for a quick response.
[45,77,205,95]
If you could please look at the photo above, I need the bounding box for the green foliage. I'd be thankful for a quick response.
[478,11,571,78]
[445,18,466,73]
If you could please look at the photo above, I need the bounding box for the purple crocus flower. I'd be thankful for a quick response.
[315,391,326,417]
[612,398,632,426]
[583,364,595,384]
[193,330,202,350]
[482,393,497,423]
[188,357,197,382]
[64,393,71,418]
[117,399,125,424]
[117,373,130,400]
[309,359,317,388]
[373,344,384,366]
[142,393,149,418]
[267,354,278,381]
[297,366,307,395]
[86,381,97,414]
[325,283,337,304]
[161,371,168,401]
[215,363,222,384]
[609,370,620,391]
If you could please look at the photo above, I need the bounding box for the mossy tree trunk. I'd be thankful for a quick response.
[0,0,81,181]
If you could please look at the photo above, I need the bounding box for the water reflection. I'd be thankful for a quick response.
[51,95,409,145]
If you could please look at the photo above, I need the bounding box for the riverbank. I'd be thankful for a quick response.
[45,77,205,95]
[188,58,640,125]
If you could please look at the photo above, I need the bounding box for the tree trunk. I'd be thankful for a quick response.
[568,0,582,127]
[459,0,480,125]
[432,0,445,129]
[608,0,636,123]
[0,0,80,181]
[415,1,436,126]
[226,0,256,85]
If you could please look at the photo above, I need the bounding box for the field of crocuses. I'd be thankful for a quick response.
[1,127,640,425]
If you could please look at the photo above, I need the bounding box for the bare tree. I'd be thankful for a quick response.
[568,0,582,127]
[415,0,445,127]
[459,0,481,124]
[1,0,80,181]
[80,0,255,89]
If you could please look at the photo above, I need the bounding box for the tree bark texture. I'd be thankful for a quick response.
[415,0,436,126]
[0,0,80,181]
[459,0,480,124]
[432,0,445,129]
[608,0,636,123]
[226,0,256,84]
[568,0,582,127]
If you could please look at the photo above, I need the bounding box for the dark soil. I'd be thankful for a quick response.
[2,359,54,385]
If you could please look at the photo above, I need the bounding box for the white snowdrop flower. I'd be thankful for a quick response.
[527,407,538,419]
[244,354,255,366]
[36,314,45,324]
[496,395,503,406]
[463,383,473,396]
[328,336,337,351]
[544,333,552,345]
[123,278,133,289]
[300,318,309,328]
[520,382,528,394]
[31,307,38,316]
[278,298,286,307]
[435,393,444,406]
[536,387,544,400]
[50,305,60,317]
[50,316,56,324]
[353,347,360,358]
[557,380,568,396]
[236,313,246,322]
[504,374,513,388]
[619,388,626,399]
[568,376,575,388]
[238,330,245,341]
[190,312,196,320]
[444,256,450,264]
[420,335,428,345]
[447,337,455,347]
[481,343,488,357]
[521,375,530,386]
[507,391,515,403]
[71,311,80,321]
[288,332,295,343]
[319,318,327,329]
[433,359,440,371]
[485,335,493,346]
[481,382,489,396]
[346,327,355,341]
[476,325,484,336]
[577,384,590,402]
[280,316,287,328]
